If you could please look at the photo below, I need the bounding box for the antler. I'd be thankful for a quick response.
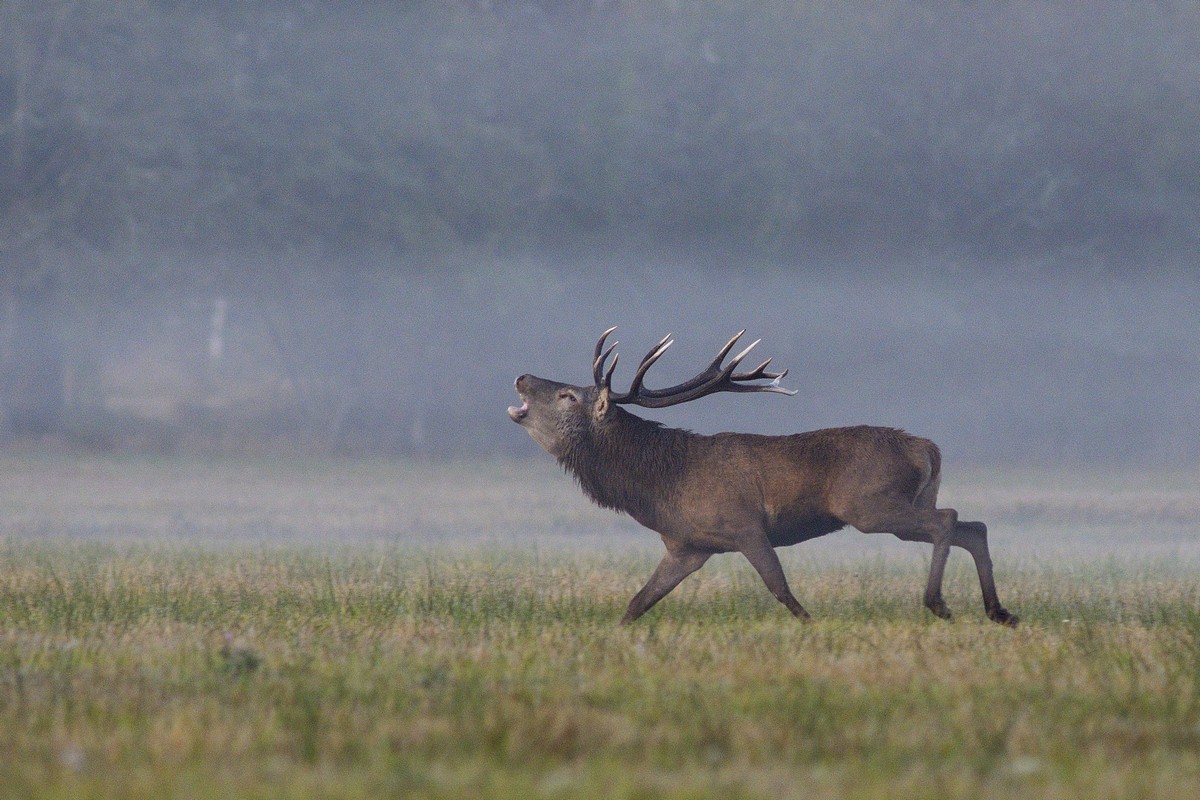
[592,328,797,409]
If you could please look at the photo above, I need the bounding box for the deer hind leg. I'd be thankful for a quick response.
[620,547,711,625]
[952,520,1019,626]
[916,479,1018,626]
[842,500,957,620]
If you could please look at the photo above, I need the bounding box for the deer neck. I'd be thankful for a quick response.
[558,406,689,524]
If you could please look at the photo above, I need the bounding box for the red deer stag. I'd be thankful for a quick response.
[508,328,1017,626]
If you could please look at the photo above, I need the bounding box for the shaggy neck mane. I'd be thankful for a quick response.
[557,405,690,519]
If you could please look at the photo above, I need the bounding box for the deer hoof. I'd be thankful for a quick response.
[925,599,953,620]
[989,608,1020,627]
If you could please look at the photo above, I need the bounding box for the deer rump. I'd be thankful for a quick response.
[509,328,1017,627]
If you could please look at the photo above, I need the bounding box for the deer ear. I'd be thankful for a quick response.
[593,387,611,421]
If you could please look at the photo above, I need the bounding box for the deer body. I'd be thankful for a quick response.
[509,330,1017,626]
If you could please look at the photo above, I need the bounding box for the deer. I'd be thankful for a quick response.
[508,328,1018,627]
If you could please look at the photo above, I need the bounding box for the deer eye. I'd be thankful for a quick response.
[559,391,577,403]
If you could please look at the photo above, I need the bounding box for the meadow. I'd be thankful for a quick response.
[1,455,1199,799]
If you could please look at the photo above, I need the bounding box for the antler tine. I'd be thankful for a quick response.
[704,329,745,372]
[721,347,797,395]
[767,369,799,396]
[593,326,617,359]
[593,342,618,381]
[625,335,673,397]
[733,357,786,382]
[725,360,797,395]
[723,338,761,374]
[592,326,619,387]
[603,352,618,390]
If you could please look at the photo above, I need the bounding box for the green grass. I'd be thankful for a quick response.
[1,456,1200,799]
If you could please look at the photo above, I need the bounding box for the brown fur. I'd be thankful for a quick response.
[509,372,1016,626]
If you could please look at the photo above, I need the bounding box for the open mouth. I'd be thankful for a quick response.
[508,396,529,423]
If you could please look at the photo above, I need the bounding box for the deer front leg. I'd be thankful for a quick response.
[620,547,711,625]
[737,534,812,620]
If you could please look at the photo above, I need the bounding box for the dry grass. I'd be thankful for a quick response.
[1,455,1199,799]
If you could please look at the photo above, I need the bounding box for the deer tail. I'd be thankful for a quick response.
[913,438,942,508]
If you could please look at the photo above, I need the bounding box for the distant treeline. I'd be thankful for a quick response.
[1,1,1198,459]
[2,1,1198,271]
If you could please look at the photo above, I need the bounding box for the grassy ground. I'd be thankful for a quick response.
[1,455,1199,799]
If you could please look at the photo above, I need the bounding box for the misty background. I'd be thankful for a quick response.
[0,1,1197,467]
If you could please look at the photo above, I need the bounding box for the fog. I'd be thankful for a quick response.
[1,2,1197,467]
[478,263,1200,466]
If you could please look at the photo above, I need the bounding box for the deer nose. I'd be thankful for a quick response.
[515,374,529,391]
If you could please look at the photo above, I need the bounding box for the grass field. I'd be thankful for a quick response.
[1,455,1199,799]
